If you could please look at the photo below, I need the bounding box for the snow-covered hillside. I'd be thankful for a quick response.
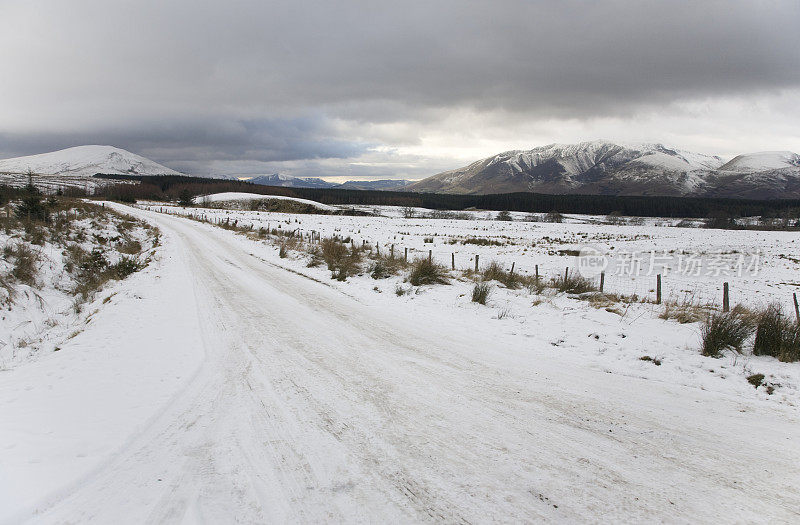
[248,173,335,188]
[409,141,800,198]
[718,151,800,172]
[193,192,337,211]
[0,145,183,178]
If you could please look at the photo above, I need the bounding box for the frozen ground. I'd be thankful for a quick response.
[163,201,799,306]
[1,201,799,523]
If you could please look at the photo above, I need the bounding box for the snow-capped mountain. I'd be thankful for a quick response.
[248,173,336,188]
[248,174,412,191]
[336,179,412,191]
[408,141,800,199]
[0,145,183,178]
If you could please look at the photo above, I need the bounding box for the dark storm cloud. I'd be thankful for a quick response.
[0,118,372,175]
[1,0,798,171]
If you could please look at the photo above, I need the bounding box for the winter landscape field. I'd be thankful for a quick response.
[3,192,799,523]
[4,1,800,523]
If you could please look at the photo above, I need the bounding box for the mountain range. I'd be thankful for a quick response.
[408,141,800,199]
[0,146,411,192]
[246,173,411,191]
[2,142,799,199]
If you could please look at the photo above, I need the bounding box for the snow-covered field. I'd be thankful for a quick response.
[2,199,799,523]
[162,200,799,307]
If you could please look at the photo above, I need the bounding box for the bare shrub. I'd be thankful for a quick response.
[461,237,503,246]
[11,242,40,286]
[553,272,596,294]
[752,304,800,362]
[117,239,142,255]
[472,282,491,304]
[481,261,519,289]
[701,311,753,357]
[107,256,141,279]
[408,258,448,286]
[660,296,710,324]
[320,238,361,280]
[369,254,407,279]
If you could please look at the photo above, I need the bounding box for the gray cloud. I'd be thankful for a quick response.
[1,0,798,176]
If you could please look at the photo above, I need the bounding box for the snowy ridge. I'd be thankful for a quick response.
[719,151,800,172]
[410,141,800,198]
[0,145,183,177]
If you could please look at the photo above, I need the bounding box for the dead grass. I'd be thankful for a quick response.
[472,282,491,304]
[659,295,711,324]
[552,272,597,294]
[320,238,362,280]
[408,258,448,286]
[701,311,753,357]
[752,304,800,362]
[481,261,521,289]
[10,242,40,286]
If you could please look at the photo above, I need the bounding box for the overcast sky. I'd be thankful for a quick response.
[1,0,799,181]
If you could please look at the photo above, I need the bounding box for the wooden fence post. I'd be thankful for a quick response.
[564,267,569,281]
[600,271,605,293]
[451,253,455,270]
[535,264,539,283]
[723,282,730,312]
[510,262,515,276]
[391,244,395,258]
[656,274,662,305]
[794,293,800,324]
[475,254,479,272]
[404,247,408,262]
[428,249,432,262]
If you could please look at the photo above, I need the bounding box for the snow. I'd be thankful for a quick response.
[2,203,800,522]
[487,141,725,178]
[0,145,182,178]
[193,192,337,210]
[720,151,800,172]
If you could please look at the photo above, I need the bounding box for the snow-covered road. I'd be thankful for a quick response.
[10,206,800,523]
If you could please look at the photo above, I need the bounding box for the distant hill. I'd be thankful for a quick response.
[0,145,183,178]
[335,179,411,191]
[247,173,336,188]
[408,141,800,199]
[247,174,411,191]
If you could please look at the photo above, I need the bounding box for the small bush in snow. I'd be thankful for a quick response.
[108,257,141,279]
[553,272,596,294]
[11,242,39,286]
[472,282,491,304]
[746,373,765,388]
[408,258,448,286]
[321,238,361,280]
[482,261,519,289]
[752,304,800,362]
[701,311,753,357]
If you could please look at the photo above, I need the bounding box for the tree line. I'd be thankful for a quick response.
[87,174,800,219]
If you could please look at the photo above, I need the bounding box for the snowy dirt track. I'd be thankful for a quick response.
[11,205,800,523]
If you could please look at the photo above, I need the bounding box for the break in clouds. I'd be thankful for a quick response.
[1,0,799,179]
